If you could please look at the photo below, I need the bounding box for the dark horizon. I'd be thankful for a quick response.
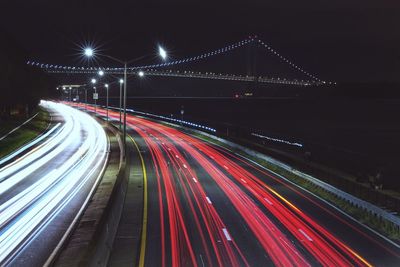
[1,0,400,85]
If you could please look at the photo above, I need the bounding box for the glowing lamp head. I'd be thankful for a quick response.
[138,71,144,77]
[159,46,167,60]
[84,48,94,57]
[91,78,97,84]
[98,70,104,76]
[119,79,123,84]
[105,83,109,88]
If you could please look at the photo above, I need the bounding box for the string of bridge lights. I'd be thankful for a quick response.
[256,39,323,82]
[27,36,326,83]
[26,37,253,72]
[127,38,255,70]
[49,69,319,86]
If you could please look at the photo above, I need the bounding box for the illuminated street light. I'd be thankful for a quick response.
[84,48,94,57]
[83,45,165,156]
[138,71,144,77]
[159,46,167,60]
[98,70,104,76]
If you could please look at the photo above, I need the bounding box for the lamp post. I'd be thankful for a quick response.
[93,86,97,114]
[69,87,72,101]
[105,83,109,122]
[84,46,167,156]
[85,87,88,111]
[91,78,97,114]
[119,79,123,130]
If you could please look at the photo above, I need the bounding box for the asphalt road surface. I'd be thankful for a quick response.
[0,101,107,266]
[78,104,400,267]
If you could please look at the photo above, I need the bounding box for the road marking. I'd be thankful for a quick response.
[222,228,232,241]
[206,197,212,204]
[199,254,205,267]
[264,197,273,205]
[130,135,148,267]
[192,177,197,183]
[298,229,313,241]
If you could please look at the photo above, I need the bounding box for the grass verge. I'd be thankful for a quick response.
[0,108,50,159]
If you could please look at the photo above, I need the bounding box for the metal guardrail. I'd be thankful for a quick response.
[192,130,400,228]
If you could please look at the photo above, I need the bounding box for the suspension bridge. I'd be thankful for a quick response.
[27,36,331,86]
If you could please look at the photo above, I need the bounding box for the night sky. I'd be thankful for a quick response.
[1,0,399,83]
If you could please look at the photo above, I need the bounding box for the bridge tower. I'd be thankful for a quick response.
[246,36,258,96]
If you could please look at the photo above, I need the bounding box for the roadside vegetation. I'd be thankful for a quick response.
[0,108,50,159]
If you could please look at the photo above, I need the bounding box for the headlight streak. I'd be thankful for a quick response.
[0,101,107,264]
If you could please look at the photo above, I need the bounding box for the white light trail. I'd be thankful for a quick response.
[0,101,107,263]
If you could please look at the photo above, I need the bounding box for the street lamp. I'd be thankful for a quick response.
[138,71,144,77]
[105,83,109,122]
[84,86,88,111]
[159,46,167,60]
[98,70,104,76]
[69,87,72,101]
[84,46,167,156]
[84,48,94,57]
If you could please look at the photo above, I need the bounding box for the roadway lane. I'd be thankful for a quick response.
[0,101,108,266]
[82,105,400,266]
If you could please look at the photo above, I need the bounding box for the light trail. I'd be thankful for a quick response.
[0,101,107,264]
[76,104,388,266]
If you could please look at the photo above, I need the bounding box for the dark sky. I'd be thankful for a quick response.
[1,0,400,83]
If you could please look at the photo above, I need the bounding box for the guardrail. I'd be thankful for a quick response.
[189,129,400,230]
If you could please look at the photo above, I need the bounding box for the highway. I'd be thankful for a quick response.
[77,104,400,266]
[0,101,108,266]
